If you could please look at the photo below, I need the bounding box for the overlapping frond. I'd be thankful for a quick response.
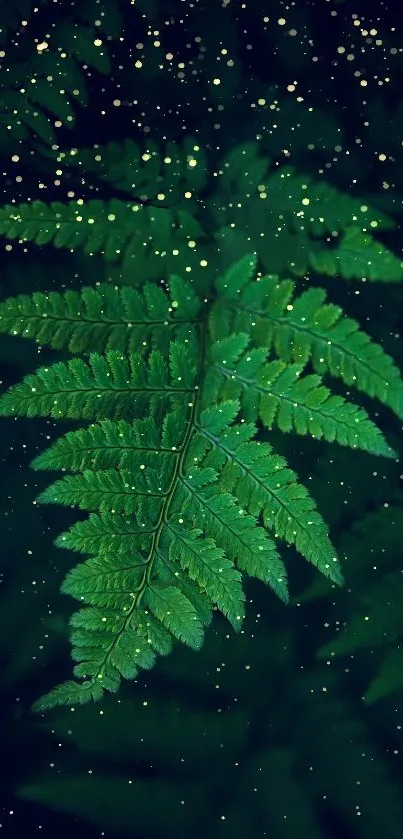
[315,497,403,704]
[210,144,401,280]
[0,199,148,259]
[191,401,342,585]
[0,198,206,282]
[50,136,208,205]
[0,10,120,150]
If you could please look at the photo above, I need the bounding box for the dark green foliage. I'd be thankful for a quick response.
[0,1,121,150]
[3,137,402,284]
[50,136,209,203]
[15,636,403,839]
[311,496,403,703]
[0,249,401,711]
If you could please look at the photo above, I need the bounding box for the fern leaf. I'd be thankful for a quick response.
[0,14,119,149]
[207,334,394,458]
[70,605,173,656]
[0,199,142,260]
[0,278,201,355]
[32,679,104,713]
[67,607,159,692]
[75,0,123,39]
[55,511,157,556]
[164,528,245,628]
[192,401,342,585]
[61,554,148,608]
[0,199,207,282]
[55,22,111,74]
[212,270,403,420]
[30,49,89,108]
[29,83,75,125]
[30,416,172,473]
[155,556,213,628]
[37,469,168,515]
[0,0,40,41]
[144,584,204,650]
[211,149,396,278]
[59,555,203,697]
[173,469,282,587]
[0,343,196,421]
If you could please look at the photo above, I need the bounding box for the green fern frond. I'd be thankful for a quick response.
[156,554,213,628]
[0,199,143,259]
[1,254,400,710]
[37,468,168,515]
[166,528,247,625]
[30,416,171,472]
[53,21,112,75]
[214,146,394,233]
[32,679,104,712]
[206,333,394,458]
[76,0,123,38]
[144,584,205,649]
[0,198,206,281]
[192,401,342,585]
[70,604,174,654]
[212,263,403,420]
[0,341,197,421]
[0,276,202,355]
